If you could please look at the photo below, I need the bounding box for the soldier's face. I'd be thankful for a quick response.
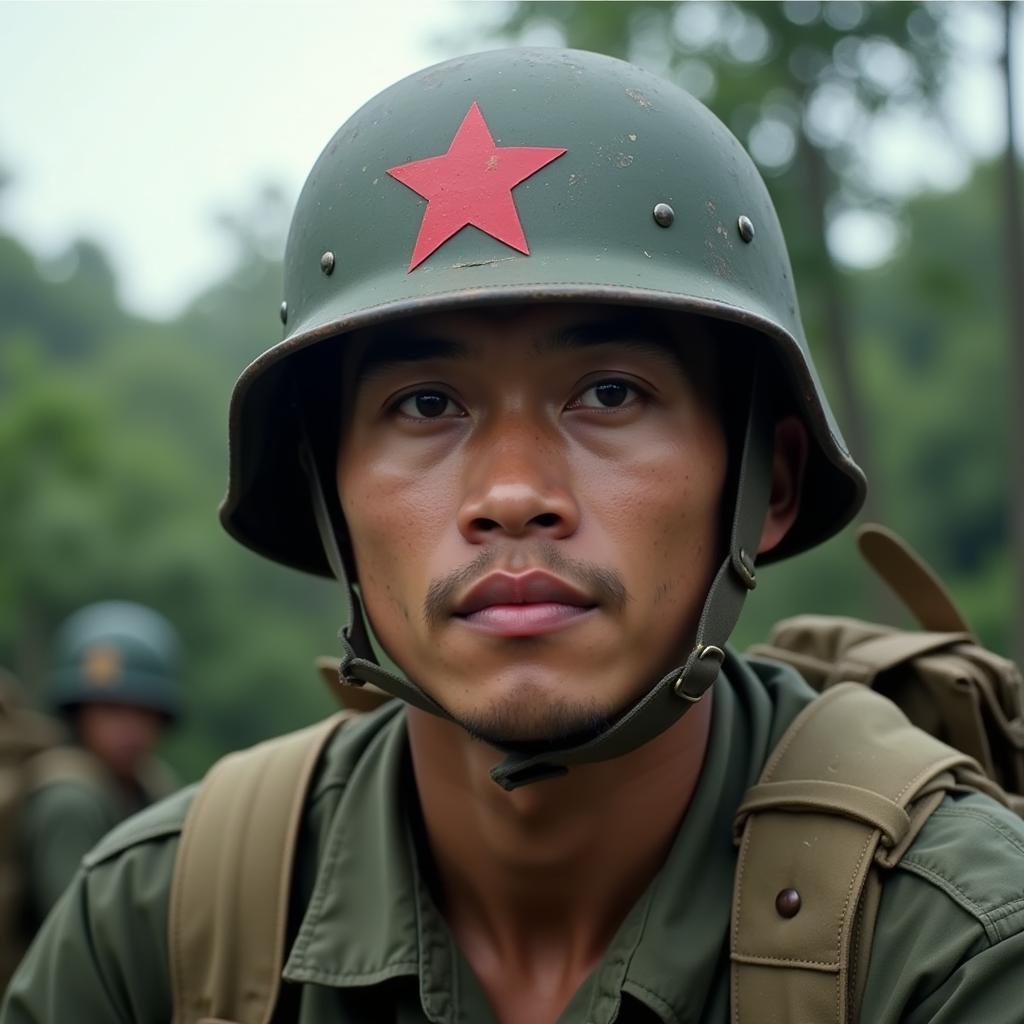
[77,703,164,779]
[337,304,727,746]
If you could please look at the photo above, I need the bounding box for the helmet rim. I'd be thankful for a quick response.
[220,279,866,576]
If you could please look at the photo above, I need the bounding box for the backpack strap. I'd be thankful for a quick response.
[730,683,996,1024]
[169,713,352,1024]
[25,745,110,795]
[856,524,972,633]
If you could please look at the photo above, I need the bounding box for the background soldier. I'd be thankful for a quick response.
[23,601,180,922]
[4,47,1024,1023]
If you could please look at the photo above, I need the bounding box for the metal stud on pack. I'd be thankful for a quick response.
[320,250,336,275]
[737,215,755,243]
[279,301,288,325]
[775,888,801,918]
[652,203,675,228]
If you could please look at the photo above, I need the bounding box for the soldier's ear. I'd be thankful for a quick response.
[757,414,808,556]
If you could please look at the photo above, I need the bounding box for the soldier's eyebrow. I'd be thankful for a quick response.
[539,321,675,356]
[350,316,706,383]
[352,332,470,382]
[539,321,702,374]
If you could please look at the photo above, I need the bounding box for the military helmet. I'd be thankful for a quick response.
[219,48,867,789]
[49,601,182,720]
[221,47,865,576]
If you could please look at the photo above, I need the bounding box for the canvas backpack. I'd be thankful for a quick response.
[168,525,1024,1024]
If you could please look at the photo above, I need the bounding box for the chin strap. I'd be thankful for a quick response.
[298,440,452,720]
[300,363,773,791]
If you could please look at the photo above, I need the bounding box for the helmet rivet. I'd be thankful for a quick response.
[320,250,336,275]
[737,215,755,243]
[279,301,288,325]
[652,202,675,228]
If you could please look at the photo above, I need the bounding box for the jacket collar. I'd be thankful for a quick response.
[282,654,814,1023]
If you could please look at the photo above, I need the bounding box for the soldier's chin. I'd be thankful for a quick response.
[453,695,613,754]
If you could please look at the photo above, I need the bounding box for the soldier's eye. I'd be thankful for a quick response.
[570,380,641,410]
[395,390,463,419]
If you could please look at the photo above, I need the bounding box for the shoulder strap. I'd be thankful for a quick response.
[26,745,109,794]
[856,524,972,633]
[730,683,995,1024]
[169,713,351,1024]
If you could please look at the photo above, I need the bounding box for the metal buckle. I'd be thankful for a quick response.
[673,645,724,700]
[732,547,757,590]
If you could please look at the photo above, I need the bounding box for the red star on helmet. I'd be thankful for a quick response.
[387,103,567,272]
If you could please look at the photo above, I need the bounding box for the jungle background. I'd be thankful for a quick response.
[1,1,1021,780]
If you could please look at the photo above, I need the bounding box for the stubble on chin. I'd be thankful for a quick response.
[444,682,615,753]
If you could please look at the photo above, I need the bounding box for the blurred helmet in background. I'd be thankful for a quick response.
[49,601,182,721]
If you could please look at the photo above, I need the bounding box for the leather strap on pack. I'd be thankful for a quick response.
[302,365,773,790]
[169,713,349,1024]
[856,524,972,633]
[730,683,992,1024]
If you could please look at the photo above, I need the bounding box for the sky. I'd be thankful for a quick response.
[0,0,1021,318]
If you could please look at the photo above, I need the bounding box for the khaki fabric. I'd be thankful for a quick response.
[170,714,349,1024]
[730,684,996,1024]
[750,616,1024,806]
[4,653,1024,1023]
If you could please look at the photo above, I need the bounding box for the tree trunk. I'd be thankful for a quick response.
[1002,0,1024,662]
[799,131,879,522]
[15,599,48,702]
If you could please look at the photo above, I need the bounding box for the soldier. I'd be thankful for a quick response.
[4,48,1024,1023]
[22,601,180,923]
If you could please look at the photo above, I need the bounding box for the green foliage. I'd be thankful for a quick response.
[737,159,1014,651]
[0,216,337,782]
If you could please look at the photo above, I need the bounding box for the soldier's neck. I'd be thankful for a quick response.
[405,693,712,1024]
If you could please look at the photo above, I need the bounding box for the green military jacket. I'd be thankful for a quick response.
[21,747,177,925]
[4,657,1024,1022]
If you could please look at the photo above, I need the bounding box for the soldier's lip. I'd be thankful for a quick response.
[452,571,598,636]
[453,570,596,617]
[456,602,597,637]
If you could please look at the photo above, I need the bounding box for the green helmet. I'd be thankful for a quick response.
[49,601,182,721]
[220,48,866,788]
